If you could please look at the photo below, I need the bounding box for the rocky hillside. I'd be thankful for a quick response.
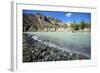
[23,13,62,32]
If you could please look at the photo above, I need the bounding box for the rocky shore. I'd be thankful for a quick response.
[23,33,89,62]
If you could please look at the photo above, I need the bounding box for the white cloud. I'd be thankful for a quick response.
[66,13,72,17]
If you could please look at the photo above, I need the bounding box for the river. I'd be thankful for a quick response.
[24,32,91,58]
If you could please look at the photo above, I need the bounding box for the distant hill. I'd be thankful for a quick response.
[23,13,63,32]
[23,13,91,32]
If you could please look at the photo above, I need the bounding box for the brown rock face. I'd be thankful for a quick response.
[23,13,62,32]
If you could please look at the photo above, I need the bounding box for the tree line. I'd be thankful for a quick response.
[70,20,91,31]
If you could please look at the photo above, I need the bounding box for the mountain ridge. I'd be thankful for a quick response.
[23,13,63,32]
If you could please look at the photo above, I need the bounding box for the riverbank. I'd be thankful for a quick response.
[23,33,89,62]
[31,27,91,32]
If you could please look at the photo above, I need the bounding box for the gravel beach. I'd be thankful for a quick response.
[23,33,89,62]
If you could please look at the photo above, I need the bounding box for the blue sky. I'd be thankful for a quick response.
[23,10,91,23]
